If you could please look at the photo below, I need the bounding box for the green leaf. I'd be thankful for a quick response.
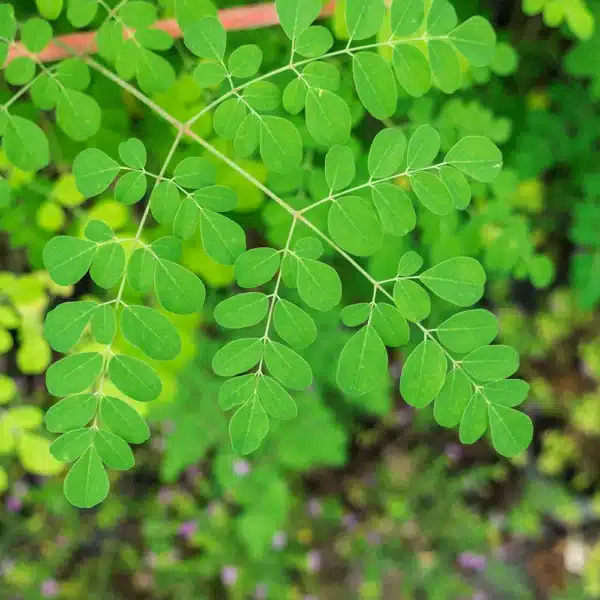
[155,259,206,314]
[410,171,454,215]
[437,309,498,354]
[391,0,425,35]
[235,114,261,157]
[260,116,303,173]
[3,116,50,172]
[118,138,147,169]
[337,325,388,395]
[295,237,323,259]
[462,345,519,382]
[445,136,502,182]
[297,259,342,311]
[393,279,431,322]
[73,148,120,197]
[439,165,471,209]
[50,428,94,462]
[85,220,113,242]
[228,44,262,78]
[283,79,307,114]
[0,3,17,39]
[449,16,496,67]
[64,447,109,508]
[393,45,431,98]
[43,236,96,285]
[174,0,216,29]
[346,0,385,40]
[193,60,227,88]
[325,145,355,192]
[139,50,176,94]
[152,236,182,261]
[214,98,247,139]
[273,299,317,349]
[173,196,199,240]
[258,376,297,420]
[214,293,269,329]
[229,398,269,455]
[151,180,180,225]
[296,26,333,57]
[44,301,96,352]
[183,16,226,60]
[368,128,407,179]
[244,81,280,112]
[119,1,157,27]
[264,341,312,391]
[46,353,103,397]
[433,367,472,427]
[353,52,398,119]
[427,0,457,35]
[328,196,383,256]
[44,394,97,433]
[275,0,321,40]
[90,242,126,289]
[5,57,36,85]
[305,89,351,146]
[483,379,529,408]
[340,303,371,327]
[173,157,216,189]
[488,405,533,457]
[21,17,53,53]
[218,374,258,410]
[56,58,91,90]
[303,61,340,91]
[212,338,264,377]
[91,304,117,344]
[36,0,63,20]
[108,354,162,402]
[121,305,181,361]
[371,183,416,236]
[94,429,134,470]
[127,248,155,293]
[397,250,423,276]
[459,391,488,444]
[400,340,447,407]
[407,124,440,169]
[235,248,281,288]
[429,40,461,94]
[199,210,246,264]
[371,303,409,347]
[99,395,150,444]
[30,73,60,110]
[419,257,486,306]
[56,90,101,141]
[115,171,147,205]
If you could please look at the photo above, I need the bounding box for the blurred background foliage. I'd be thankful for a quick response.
[2,0,600,598]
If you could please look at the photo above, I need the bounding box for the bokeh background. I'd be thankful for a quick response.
[1,0,600,598]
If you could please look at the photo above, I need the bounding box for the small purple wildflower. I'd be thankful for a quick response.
[307,550,321,573]
[445,443,463,462]
[458,552,487,572]
[472,592,488,600]
[307,498,322,517]
[233,459,251,476]
[272,531,287,550]
[221,566,238,587]
[13,480,29,497]
[40,579,59,597]
[6,496,21,513]
[254,583,268,599]
[158,487,173,505]
[178,520,197,539]
[367,531,381,546]
[342,513,358,530]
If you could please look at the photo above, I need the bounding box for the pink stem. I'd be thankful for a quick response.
[6,1,336,64]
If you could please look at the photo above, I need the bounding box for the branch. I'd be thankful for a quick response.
[5,1,336,65]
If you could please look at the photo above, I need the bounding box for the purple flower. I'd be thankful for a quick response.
[307,498,322,517]
[367,531,381,546]
[458,552,487,572]
[303,595,319,600]
[178,520,197,539]
[221,566,238,587]
[41,579,59,597]
[342,513,357,530]
[472,593,488,600]
[254,583,268,599]
[233,459,251,476]
[445,443,463,462]
[307,550,321,573]
[13,480,29,497]
[272,531,287,550]
[6,496,21,513]
[158,487,173,505]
